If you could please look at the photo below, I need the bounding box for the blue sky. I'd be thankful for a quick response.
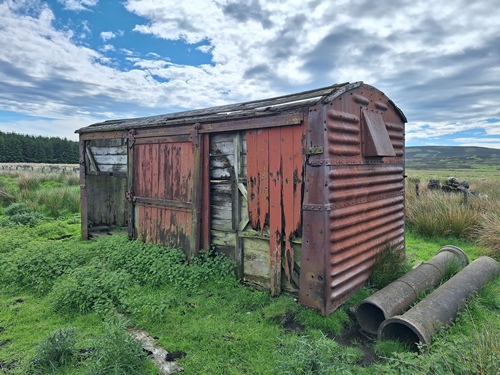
[1,0,500,149]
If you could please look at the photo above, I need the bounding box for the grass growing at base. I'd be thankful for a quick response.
[2,222,498,374]
[1,167,499,374]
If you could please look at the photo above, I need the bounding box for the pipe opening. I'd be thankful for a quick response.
[379,321,423,351]
[355,302,385,334]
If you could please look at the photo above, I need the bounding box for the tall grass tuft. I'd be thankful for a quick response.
[477,212,500,260]
[16,170,79,192]
[0,187,15,204]
[406,189,481,239]
[17,171,43,191]
[83,317,148,375]
[35,186,81,217]
[29,327,78,374]
[17,186,80,217]
[368,243,411,289]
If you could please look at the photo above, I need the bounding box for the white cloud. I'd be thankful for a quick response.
[57,0,99,11]
[196,45,213,53]
[100,44,115,52]
[100,31,116,41]
[453,138,500,149]
[100,30,124,41]
[0,0,500,147]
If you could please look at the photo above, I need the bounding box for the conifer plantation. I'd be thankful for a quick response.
[0,132,78,164]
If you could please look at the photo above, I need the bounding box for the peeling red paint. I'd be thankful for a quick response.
[269,127,283,295]
[246,129,259,230]
[257,129,270,234]
[133,138,202,256]
[247,124,305,285]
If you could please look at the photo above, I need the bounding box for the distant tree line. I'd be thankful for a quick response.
[0,131,79,164]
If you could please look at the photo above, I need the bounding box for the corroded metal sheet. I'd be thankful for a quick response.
[300,83,406,315]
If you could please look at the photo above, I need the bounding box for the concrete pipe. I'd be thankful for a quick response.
[355,245,469,334]
[379,256,500,349]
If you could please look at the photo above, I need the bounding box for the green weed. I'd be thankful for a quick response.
[0,240,97,295]
[83,317,149,375]
[98,236,236,291]
[374,339,410,357]
[368,243,411,290]
[49,265,134,315]
[28,327,78,374]
[274,332,365,374]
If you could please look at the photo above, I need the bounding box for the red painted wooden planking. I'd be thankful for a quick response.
[268,127,282,295]
[257,129,270,233]
[246,129,259,230]
[281,127,295,280]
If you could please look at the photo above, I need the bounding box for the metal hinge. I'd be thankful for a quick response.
[127,129,136,148]
[190,122,201,147]
[125,191,136,203]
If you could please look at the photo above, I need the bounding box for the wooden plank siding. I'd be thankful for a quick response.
[132,137,202,258]
[210,125,305,293]
[82,137,129,234]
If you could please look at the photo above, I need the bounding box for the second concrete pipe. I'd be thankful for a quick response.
[355,245,469,334]
[379,256,500,349]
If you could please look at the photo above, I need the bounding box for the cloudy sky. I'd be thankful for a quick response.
[1,0,499,148]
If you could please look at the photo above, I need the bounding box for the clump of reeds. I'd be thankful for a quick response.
[406,178,500,254]
[406,189,481,239]
[476,212,500,260]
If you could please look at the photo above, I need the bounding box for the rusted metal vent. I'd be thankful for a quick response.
[75,81,407,315]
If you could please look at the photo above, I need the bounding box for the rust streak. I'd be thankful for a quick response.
[269,126,282,294]
[246,129,259,230]
[257,129,270,233]
[282,127,295,280]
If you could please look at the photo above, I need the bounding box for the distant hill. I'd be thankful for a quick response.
[405,146,500,169]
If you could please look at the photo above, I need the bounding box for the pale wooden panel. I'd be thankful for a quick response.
[242,237,270,278]
[98,164,128,174]
[93,154,127,165]
[211,230,237,248]
[90,146,127,155]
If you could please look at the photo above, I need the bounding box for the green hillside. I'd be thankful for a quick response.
[405,146,500,169]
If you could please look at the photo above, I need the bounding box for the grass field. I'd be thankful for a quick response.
[0,167,499,374]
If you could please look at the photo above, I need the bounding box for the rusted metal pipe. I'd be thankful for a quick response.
[355,245,469,334]
[379,256,500,349]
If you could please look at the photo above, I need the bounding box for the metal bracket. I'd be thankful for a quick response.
[127,129,136,148]
[125,191,136,203]
[305,146,324,155]
[190,122,201,147]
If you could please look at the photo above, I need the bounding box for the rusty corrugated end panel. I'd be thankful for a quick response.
[299,83,406,315]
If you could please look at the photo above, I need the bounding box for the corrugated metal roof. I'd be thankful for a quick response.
[76,81,405,134]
